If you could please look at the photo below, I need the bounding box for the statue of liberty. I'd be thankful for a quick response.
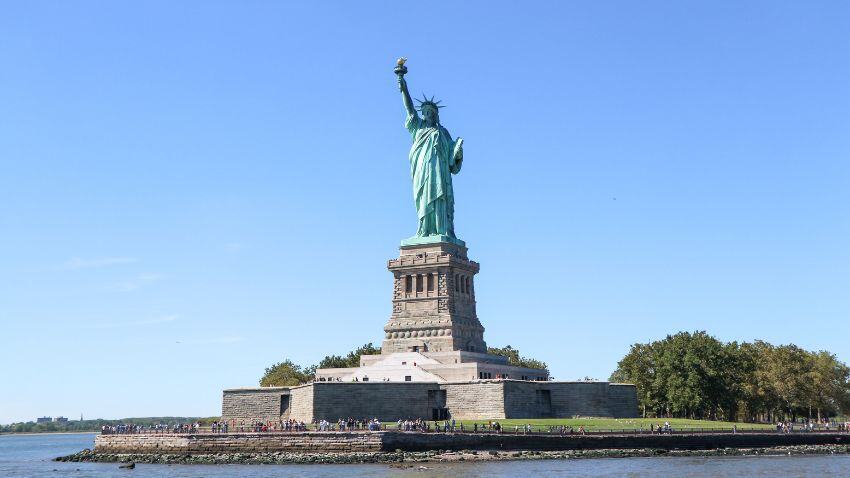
[395,59,464,244]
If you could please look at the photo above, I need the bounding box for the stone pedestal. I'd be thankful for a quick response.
[382,240,486,354]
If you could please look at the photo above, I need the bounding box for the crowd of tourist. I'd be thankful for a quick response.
[649,421,674,434]
[776,419,848,433]
[396,419,512,433]
[101,418,850,436]
[397,418,428,432]
[101,422,201,434]
[98,418,505,434]
[209,420,228,433]
[229,419,310,432]
[314,418,382,431]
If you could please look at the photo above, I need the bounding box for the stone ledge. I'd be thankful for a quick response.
[92,431,849,455]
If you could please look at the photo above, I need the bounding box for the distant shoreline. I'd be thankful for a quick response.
[0,417,216,436]
[0,431,98,437]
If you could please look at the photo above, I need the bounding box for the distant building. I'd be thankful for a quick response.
[54,416,68,422]
[36,417,52,423]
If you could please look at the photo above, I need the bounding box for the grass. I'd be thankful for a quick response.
[391,418,776,431]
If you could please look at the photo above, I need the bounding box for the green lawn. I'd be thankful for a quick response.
[392,418,775,432]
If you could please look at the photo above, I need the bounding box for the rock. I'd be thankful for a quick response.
[118,462,135,469]
[46,443,850,466]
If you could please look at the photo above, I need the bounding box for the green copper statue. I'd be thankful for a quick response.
[395,58,464,245]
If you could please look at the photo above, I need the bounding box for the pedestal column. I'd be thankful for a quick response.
[382,240,486,354]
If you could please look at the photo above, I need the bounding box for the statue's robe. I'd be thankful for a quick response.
[405,113,463,237]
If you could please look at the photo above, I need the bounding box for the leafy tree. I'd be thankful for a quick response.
[611,331,850,422]
[316,343,381,369]
[487,345,548,370]
[767,344,813,421]
[610,342,658,417]
[808,350,850,421]
[735,341,777,422]
[633,331,729,419]
[260,344,382,386]
[259,360,313,387]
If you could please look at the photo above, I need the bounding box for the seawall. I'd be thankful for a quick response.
[383,431,847,451]
[94,432,382,453]
[94,431,847,454]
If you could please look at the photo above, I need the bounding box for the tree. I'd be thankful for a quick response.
[735,341,778,422]
[767,344,812,421]
[259,344,382,386]
[259,360,313,387]
[632,331,729,419]
[610,332,850,422]
[487,345,548,370]
[316,343,381,369]
[808,350,850,421]
[610,342,658,417]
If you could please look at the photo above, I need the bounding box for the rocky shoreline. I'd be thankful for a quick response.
[56,444,850,465]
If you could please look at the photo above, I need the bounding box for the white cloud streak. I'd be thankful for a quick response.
[175,336,244,345]
[86,314,180,329]
[224,243,243,252]
[62,257,138,270]
[117,273,163,292]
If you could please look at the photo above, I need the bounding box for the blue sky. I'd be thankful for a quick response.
[1,1,848,424]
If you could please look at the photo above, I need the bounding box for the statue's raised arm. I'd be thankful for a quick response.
[395,58,416,117]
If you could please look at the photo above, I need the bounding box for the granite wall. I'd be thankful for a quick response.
[499,381,638,419]
[444,381,505,419]
[311,382,440,421]
[222,381,639,423]
[606,384,641,418]
[221,388,287,423]
[289,384,314,421]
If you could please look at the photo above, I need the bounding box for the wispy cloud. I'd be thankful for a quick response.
[117,273,163,292]
[87,314,180,329]
[224,242,244,252]
[175,336,244,345]
[62,257,138,270]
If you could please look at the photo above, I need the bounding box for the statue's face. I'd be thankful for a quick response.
[422,106,439,124]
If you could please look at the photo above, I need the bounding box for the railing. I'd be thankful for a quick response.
[100,424,848,436]
[485,427,845,435]
[419,426,847,436]
[100,422,392,435]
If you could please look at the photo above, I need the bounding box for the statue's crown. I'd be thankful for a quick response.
[415,95,444,112]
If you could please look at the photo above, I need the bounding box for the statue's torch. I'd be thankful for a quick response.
[394,57,408,76]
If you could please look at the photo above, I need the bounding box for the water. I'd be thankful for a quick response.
[2,432,849,477]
